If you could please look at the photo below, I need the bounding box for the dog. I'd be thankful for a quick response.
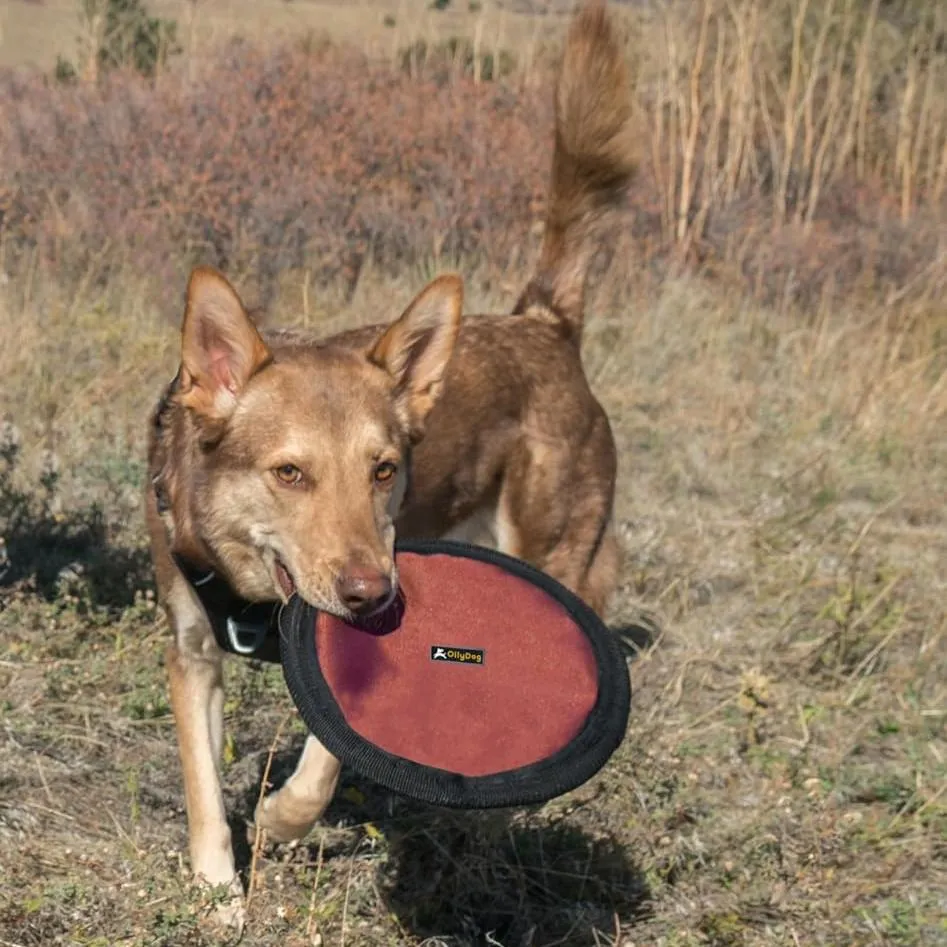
[145,0,637,929]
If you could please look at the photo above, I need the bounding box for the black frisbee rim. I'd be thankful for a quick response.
[278,539,631,810]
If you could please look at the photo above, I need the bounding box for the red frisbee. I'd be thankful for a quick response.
[279,540,630,809]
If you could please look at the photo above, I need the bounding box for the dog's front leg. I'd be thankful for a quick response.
[252,734,341,844]
[165,587,245,932]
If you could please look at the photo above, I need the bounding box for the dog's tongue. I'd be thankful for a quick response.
[275,560,296,599]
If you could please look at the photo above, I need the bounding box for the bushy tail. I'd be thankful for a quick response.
[514,0,637,340]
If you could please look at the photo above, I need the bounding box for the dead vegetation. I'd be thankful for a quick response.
[0,0,945,944]
[2,0,946,312]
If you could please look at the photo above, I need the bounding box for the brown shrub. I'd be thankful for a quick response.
[1,9,945,316]
[0,39,553,307]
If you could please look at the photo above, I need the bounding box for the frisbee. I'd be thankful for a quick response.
[278,540,630,809]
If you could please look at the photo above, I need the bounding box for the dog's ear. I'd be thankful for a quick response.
[369,274,463,439]
[177,266,272,428]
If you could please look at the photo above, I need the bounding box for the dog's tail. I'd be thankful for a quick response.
[513,0,637,341]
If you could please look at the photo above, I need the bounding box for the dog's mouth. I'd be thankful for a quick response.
[268,554,399,620]
[273,557,297,601]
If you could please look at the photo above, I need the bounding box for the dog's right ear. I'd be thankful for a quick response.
[176,266,272,427]
[369,274,463,441]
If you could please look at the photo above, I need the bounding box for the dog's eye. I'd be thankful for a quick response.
[374,461,398,485]
[274,464,303,486]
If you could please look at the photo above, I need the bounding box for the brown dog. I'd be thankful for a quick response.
[146,0,636,929]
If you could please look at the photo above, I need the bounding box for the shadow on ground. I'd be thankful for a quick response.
[611,618,659,660]
[242,747,649,946]
[379,814,649,946]
[0,502,152,611]
[0,439,151,611]
[237,621,654,946]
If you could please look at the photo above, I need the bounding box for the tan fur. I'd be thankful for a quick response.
[146,0,636,929]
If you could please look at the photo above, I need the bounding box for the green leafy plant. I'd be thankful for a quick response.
[94,0,181,77]
[55,0,181,82]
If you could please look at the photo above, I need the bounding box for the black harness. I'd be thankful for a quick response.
[171,553,284,664]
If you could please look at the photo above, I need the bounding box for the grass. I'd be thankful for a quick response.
[1,0,946,944]
[1,251,944,946]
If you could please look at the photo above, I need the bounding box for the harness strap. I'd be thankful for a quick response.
[173,553,283,664]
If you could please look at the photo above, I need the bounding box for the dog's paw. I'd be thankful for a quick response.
[195,877,246,942]
[208,898,246,941]
[248,791,318,847]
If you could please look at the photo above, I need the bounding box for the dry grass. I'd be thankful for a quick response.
[0,0,567,72]
[1,1,946,944]
[630,0,947,309]
[1,249,944,946]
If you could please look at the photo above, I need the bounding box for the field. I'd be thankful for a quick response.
[1,0,945,945]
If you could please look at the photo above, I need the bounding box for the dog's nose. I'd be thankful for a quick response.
[337,564,392,615]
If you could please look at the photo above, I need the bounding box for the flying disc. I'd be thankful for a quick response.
[278,540,631,809]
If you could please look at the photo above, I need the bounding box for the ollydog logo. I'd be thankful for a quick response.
[430,645,485,666]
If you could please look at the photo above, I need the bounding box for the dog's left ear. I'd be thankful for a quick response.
[370,274,463,439]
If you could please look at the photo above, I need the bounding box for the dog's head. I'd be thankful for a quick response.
[170,266,462,619]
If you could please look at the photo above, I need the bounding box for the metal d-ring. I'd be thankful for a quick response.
[225,615,270,656]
